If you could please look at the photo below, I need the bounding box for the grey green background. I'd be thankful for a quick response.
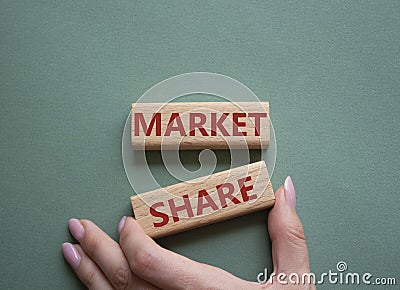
[1,1,399,289]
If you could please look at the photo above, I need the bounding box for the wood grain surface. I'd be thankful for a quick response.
[131,102,269,150]
[131,161,274,238]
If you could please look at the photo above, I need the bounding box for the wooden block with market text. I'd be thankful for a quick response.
[131,102,269,150]
[131,161,274,238]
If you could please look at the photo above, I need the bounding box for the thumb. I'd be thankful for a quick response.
[268,176,311,275]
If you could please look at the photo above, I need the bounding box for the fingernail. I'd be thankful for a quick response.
[118,216,127,234]
[68,219,85,241]
[284,176,296,210]
[62,243,81,270]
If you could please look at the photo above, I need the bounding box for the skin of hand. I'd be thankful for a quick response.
[62,176,315,289]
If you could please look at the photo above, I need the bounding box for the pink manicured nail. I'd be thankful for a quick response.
[62,243,81,270]
[118,216,127,234]
[284,176,296,210]
[68,219,85,241]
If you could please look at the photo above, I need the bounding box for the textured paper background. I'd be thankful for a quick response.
[1,1,399,289]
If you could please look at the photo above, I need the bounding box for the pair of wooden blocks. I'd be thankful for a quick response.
[130,102,275,238]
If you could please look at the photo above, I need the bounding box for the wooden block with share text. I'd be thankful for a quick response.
[131,161,274,238]
[131,102,269,150]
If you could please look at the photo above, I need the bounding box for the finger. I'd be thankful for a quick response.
[69,218,132,289]
[62,243,113,289]
[119,216,256,290]
[69,218,158,290]
[267,177,311,275]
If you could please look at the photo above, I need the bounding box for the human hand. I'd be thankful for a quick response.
[62,176,315,289]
